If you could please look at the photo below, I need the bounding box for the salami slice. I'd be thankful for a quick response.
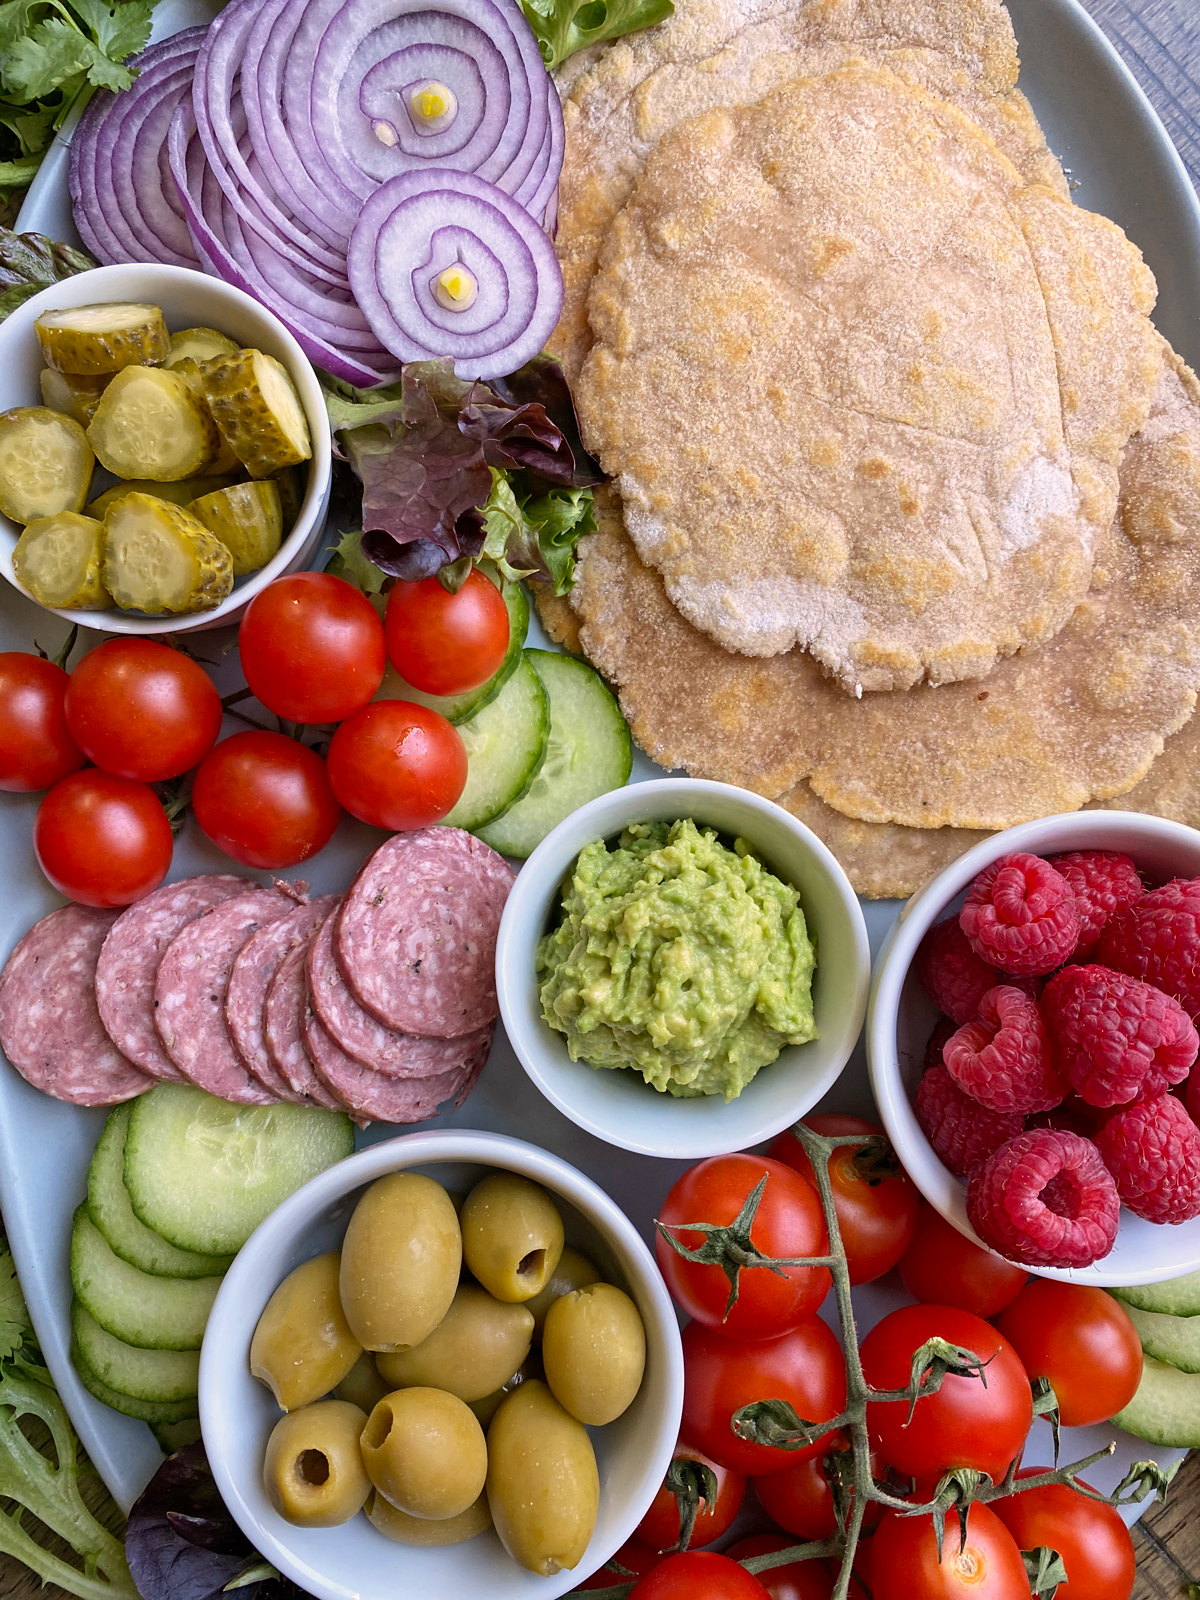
[307,910,492,1078]
[95,875,247,1080]
[336,829,514,1038]
[154,889,295,1103]
[0,905,154,1105]
[226,895,340,1101]
[304,1012,494,1126]
[262,934,344,1111]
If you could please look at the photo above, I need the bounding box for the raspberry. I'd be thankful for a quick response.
[1042,964,1198,1107]
[1028,1094,1117,1139]
[916,918,1002,1024]
[1049,851,1144,957]
[960,854,1081,976]
[966,1129,1120,1268]
[924,1015,957,1074]
[1099,878,1200,1020]
[1095,1095,1200,1223]
[914,1064,1025,1177]
[943,986,1066,1114]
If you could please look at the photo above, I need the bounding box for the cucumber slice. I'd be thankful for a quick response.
[201,349,311,478]
[373,576,529,724]
[36,303,169,375]
[0,407,93,523]
[87,365,220,481]
[151,1417,204,1453]
[189,480,283,577]
[72,1300,199,1402]
[124,1083,354,1256]
[1110,1270,1200,1317]
[1118,1299,1200,1373]
[88,1105,234,1280]
[13,512,106,609]
[103,493,234,615]
[440,655,549,830]
[71,1207,221,1351]
[476,649,632,858]
[72,1342,199,1426]
[1112,1354,1200,1446]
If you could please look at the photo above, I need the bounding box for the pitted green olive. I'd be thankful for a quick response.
[375,1282,534,1400]
[339,1173,461,1352]
[366,1489,492,1545]
[486,1379,598,1575]
[468,1350,543,1429]
[524,1246,601,1341]
[262,1400,370,1527]
[335,1350,391,1414]
[360,1387,487,1519]
[250,1253,362,1411]
[461,1173,564,1302]
[542,1281,646,1424]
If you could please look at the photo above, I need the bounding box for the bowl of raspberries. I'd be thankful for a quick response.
[868,812,1200,1284]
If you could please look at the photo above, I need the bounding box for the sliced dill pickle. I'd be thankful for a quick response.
[87,367,219,482]
[103,493,234,615]
[13,512,107,609]
[0,407,93,524]
[273,464,305,533]
[163,328,240,368]
[87,475,240,519]
[39,369,111,428]
[170,359,241,474]
[189,480,282,576]
[36,303,169,375]
[201,350,312,478]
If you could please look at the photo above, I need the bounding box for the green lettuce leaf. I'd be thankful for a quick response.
[0,225,95,319]
[479,467,595,593]
[519,0,673,69]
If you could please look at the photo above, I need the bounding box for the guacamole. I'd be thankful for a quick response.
[535,819,818,1101]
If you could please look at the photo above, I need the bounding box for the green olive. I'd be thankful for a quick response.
[375,1283,534,1401]
[523,1246,601,1341]
[339,1173,461,1352]
[542,1281,647,1424]
[460,1173,565,1303]
[360,1387,487,1519]
[250,1253,362,1411]
[335,1350,391,1414]
[262,1400,370,1528]
[486,1379,598,1575]
[366,1488,492,1545]
[468,1350,543,1429]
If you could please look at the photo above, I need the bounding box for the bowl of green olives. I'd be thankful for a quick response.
[198,1129,684,1600]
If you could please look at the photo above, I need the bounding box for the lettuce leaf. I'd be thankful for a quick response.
[480,469,595,593]
[0,226,95,319]
[518,0,673,70]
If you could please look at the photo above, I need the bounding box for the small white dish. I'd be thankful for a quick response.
[0,261,331,634]
[496,777,871,1160]
[200,1129,683,1600]
[868,810,1200,1287]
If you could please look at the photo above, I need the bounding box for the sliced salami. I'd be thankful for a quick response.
[304,1012,494,1125]
[226,895,340,1101]
[263,934,344,1110]
[95,875,247,1080]
[307,910,492,1078]
[336,829,515,1038]
[154,889,296,1104]
[0,905,153,1105]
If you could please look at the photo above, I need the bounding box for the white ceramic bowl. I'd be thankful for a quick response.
[496,777,871,1160]
[869,810,1200,1286]
[0,262,332,633]
[200,1129,683,1600]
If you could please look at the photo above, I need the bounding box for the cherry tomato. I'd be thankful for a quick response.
[681,1317,847,1477]
[239,572,386,723]
[192,732,341,868]
[752,1431,885,1541]
[656,1155,830,1340]
[769,1115,919,1285]
[0,652,84,790]
[861,1305,1032,1490]
[574,1539,661,1590]
[871,1505,1028,1600]
[64,638,222,782]
[990,1472,1135,1600]
[34,770,171,906]
[635,1440,746,1553]
[629,1551,771,1600]
[993,1280,1142,1427]
[724,1537,832,1600]
[899,1204,1028,1318]
[326,700,466,830]
[385,569,510,695]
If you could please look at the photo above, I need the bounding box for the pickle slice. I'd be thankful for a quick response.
[87,474,240,519]
[36,303,169,375]
[0,407,93,524]
[87,366,219,482]
[13,512,107,609]
[170,359,241,474]
[164,328,240,368]
[201,350,312,478]
[39,369,111,428]
[103,493,234,614]
[189,480,282,577]
[273,464,305,534]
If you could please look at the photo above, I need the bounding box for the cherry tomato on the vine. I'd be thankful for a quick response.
[573,1539,661,1590]
[898,1204,1028,1318]
[752,1431,886,1541]
[769,1114,919,1285]
[34,770,171,905]
[64,638,222,782]
[629,1551,770,1600]
[724,1537,836,1600]
[326,700,466,830]
[385,568,510,695]
[192,731,341,868]
[656,1154,829,1340]
[239,572,386,723]
[990,1472,1135,1600]
[993,1280,1142,1427]
[635,1439,745,1553]
[0,652,84,790]
[870,1505,1028,1600]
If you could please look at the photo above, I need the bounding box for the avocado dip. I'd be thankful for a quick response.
[535,818,817,1100]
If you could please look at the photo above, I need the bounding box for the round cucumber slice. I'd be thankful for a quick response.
[1118,1299,1200,1373]
[440,655,549,830]
[71,1207,222,1351]
[1112,1354,1200,1447]
[72,1300,199,1403]
[374,577,530,724]
[150,1417,204,1453]
[72,1341,199,1426]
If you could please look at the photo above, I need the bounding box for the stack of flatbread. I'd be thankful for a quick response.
[537,0,1200,897]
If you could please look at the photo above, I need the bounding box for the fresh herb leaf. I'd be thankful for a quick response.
[0,224,95,318]
[518,0,673,70]
[68,0,154,68]
[2,17,96,102]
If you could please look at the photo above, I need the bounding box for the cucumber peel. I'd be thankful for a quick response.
[441,654,549,830]
[71,1207,220,1352]
[1110,1269,1200,1317]
[1115,1297,1200,1373]
[1112,1354,1200,1447]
